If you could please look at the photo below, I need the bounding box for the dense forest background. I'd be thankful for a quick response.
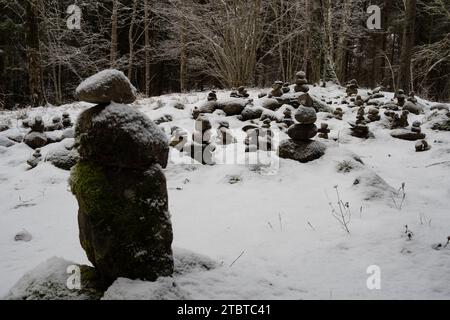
[0,0,449,109]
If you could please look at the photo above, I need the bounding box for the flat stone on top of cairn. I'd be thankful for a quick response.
[76,69,137,104]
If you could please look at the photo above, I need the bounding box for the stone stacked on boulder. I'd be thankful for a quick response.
[346,79,359,96]
[24,116,48,149]
[297,92,314,108]
[294,71,309,93]
[27,148,42,168]
[318,123,330,139]
[278,106,326,163]
[62,112,73,128]
[368,107,381,122]
[396,89,406,107]
[270,81,284,97]
[333,107,344,120]
[70,70,174,285]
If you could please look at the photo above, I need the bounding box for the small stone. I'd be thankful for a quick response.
[415,140,431,152]
[14,230,32,242]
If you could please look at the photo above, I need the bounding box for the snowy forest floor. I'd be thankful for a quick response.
[1,84,450,299]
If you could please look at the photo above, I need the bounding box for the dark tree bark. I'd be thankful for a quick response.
[397,0,417,92]
[25,0,45,107]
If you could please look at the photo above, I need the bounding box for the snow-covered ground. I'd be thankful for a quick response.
[1,84,450,299]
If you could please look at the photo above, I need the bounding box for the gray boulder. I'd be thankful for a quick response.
[402,101,423,115]
[75,103,169,169]
[46,146,79,171]
[4,257,105,300]
[24,132,47,149]
[391,129,426,141]
[278,139,326,163]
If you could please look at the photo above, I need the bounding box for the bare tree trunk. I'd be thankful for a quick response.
[25,0,45,107]
[180,18,187,92]
[309,0,323,84]
[336,0,350,82]
[110,0,119,68]
[144,0,151,96]
[397,0,417,92]
[127,0,138,80]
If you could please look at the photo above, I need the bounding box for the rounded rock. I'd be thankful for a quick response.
[295,106,317,124]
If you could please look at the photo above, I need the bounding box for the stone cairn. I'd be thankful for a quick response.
[318,123,330,139]
[191,115,215,165]
[70,69,174,285]
[356,106,366,125]
[408,91,417,103]
[230,86,250,98]
[282,82,291,94]
[396,89,406,107]
[354,95,364,107]
[390,110,409,129]
[333,107,344,120]
[294,71,309,93]
[350,109,370,139]
[270,81,284,97]
[346,79,359,96]
[46,116,64,132]
[217,120,236,145]
[278,105,326,163]
[62,112,73,128]
[27,148,42,168]
[207,90,218,101]
[24,116,47,149]
[283,108,295,127]
[367,107,381,122]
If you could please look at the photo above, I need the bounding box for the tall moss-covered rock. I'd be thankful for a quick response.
[70,161,174,283]
[75,103,169,169]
